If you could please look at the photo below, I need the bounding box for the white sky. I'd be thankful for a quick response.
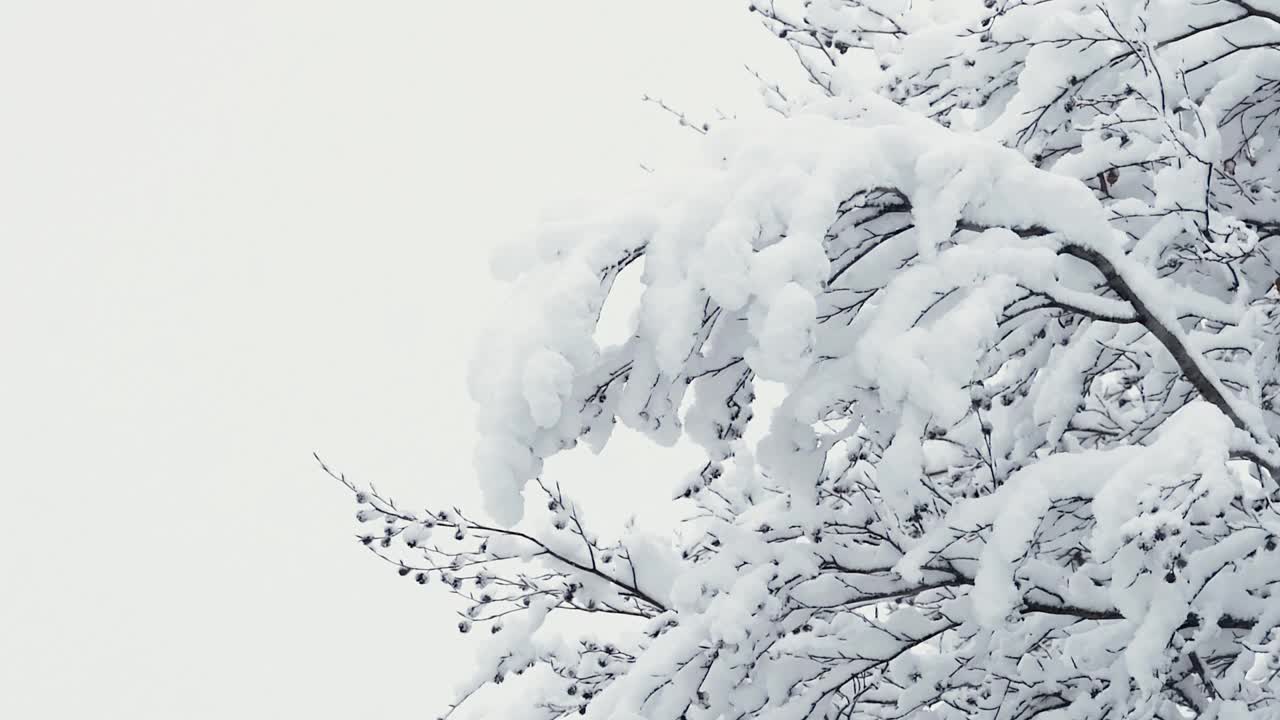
[0,2,795,717]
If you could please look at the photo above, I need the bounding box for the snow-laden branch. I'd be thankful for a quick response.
[332,1,1280,718]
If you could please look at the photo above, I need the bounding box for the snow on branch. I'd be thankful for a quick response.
[332,1,1280,718]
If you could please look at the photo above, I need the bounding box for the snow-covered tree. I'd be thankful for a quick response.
[332,1,1280,718]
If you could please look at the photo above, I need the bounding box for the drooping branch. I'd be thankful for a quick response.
[1057,243,1280,475]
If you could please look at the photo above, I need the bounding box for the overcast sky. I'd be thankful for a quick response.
[0,2,793,717]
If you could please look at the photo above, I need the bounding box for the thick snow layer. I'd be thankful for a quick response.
[375,2,1280,718]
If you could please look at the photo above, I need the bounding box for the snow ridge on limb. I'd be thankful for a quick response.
[473,96,1278,525]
